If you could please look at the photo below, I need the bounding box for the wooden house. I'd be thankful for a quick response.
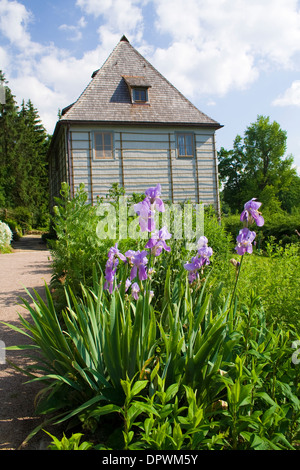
[48,35,223,212]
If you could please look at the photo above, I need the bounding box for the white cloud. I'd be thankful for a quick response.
[10,75,64,130]
[0,0,42,54]
[76,0,145,43]
[36,46,107,97]
[149,0,300,98]
[151,39,259,97]
[59,16,87,42]
[272,81,300,107]
[3,0,300,135]
[0,45,10,71]
[0,0,113,133]
[0,0,31,46]
[16,46,111,132]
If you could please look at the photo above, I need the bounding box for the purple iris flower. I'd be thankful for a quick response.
[198,245,213,264]
[240,199,264,227]
[145,226,172,256]
[134,184,165,232]
[107,243,127,262]
[197,236,209,249]
[125,249,148,281]
[104,243,126,294]
[235,228,256,255]
[184,237,213,284]
[124,250,136,263]
[131,282,140,300]
[125,278,131,292]
[145,184,165,212]
[184,256,205,283]
[134,198,156,232]
[197,236,213,262]
[104,257,119,294]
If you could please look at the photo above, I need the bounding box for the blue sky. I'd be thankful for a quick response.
[1,0,300,173]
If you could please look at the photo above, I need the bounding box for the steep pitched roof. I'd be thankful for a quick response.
[60,35,221,128]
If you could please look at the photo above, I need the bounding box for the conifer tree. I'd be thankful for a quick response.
[0,71,50,227]
[0,71,20,208]
[18,99,50,225]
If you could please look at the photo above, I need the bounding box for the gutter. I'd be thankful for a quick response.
[59,119,223,130]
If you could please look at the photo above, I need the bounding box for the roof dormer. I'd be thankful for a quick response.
[123,75,151,104]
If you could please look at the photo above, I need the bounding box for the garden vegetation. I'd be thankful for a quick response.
[0,72,50,236]
[2,182,300,451]
[1,76,299,449]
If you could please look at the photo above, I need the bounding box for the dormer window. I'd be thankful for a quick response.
[132,87,148,103]
[123,75,151,104]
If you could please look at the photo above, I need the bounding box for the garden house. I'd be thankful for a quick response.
[48,35,222,212]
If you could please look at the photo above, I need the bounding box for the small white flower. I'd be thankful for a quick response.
[0,221,12,249]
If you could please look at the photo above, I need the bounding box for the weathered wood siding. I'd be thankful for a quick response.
[49,126,68,208]
[59,124,219,210]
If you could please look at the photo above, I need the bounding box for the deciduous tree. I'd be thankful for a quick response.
[218,115,299,213]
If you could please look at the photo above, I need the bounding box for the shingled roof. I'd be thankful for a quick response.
[60,35,221,128]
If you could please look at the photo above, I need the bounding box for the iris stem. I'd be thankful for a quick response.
[229,254,244,310]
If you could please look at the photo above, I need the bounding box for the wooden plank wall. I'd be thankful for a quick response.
[69,126,219,208]
[49,127,68,208]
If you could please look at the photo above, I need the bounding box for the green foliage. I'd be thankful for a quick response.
[49,183,106,299]
[2,267,230,424]
[45,431,93,450]
[85,374,209,450]
[3,263,299,449]
[221,212,300,330]
[223,211,300,248]
[218,115,300,213]
[3,183,300,450]
[233,244,300,330]
[0,71,50,227]
[49,183,232,313]
[49,297,299,451]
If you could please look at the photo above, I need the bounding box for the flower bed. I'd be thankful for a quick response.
[2,185,300,450]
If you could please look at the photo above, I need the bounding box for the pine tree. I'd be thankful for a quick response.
[0,72,50,227]
[0,71,20,208]
[18,99,50,225]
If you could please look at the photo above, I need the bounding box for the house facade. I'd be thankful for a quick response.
[48,36,222,212]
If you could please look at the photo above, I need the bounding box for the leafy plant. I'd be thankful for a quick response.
[45,431,93,450]
[49,183,107,302]
[81,373,210,450]
[3,184,300,450]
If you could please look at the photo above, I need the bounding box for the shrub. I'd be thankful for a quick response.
[4,218,22,240]
[49,183,108,303]
[49,183,232,309]
[223,212,300,250]
[11,206,33,233]
[0,220,12,251]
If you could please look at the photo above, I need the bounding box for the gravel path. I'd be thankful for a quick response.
[0,235,53,450]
